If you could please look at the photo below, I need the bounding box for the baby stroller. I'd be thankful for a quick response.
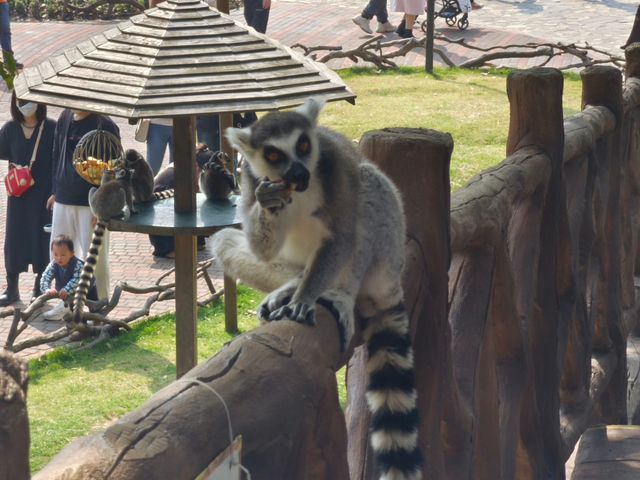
[421,0,471,31]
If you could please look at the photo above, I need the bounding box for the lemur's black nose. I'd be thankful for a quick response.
[284,162,310,192]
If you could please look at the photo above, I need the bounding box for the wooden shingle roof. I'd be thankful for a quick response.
[14,0,355,119]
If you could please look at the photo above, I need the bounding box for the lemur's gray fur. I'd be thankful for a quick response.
[197,149,235,201]
[211,98,422,480]
[118,148,155,206]
[72,168,133,323]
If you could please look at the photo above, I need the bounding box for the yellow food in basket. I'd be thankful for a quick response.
[75,156,111,185]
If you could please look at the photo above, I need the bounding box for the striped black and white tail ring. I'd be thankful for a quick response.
[72,220,106,323]
[365,303,422,480]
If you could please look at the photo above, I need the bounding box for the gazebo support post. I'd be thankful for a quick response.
[219,112,239,333]
[173,115,198,378]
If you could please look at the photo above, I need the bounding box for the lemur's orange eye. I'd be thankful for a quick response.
[296,133,311,157]
[264,147,285,164]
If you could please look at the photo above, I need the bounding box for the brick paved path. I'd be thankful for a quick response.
[0,0,634,358]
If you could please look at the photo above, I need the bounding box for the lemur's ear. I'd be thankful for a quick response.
[225,127,253,157]
[296,97,325,126]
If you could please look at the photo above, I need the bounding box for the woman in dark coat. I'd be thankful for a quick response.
[0,92,56,305]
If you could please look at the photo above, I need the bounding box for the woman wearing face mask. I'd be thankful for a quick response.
[0,92,56,305]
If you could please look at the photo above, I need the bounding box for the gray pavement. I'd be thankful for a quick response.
[468,0,636,53]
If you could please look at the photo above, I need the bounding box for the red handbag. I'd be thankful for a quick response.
[5,121,44,197]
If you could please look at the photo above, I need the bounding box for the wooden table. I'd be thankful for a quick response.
[108,193,241,236]
[108,192,242,376]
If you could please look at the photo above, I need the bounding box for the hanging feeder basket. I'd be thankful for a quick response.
[73,127,123,186]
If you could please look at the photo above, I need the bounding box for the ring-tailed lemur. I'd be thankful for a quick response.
[211,98,422,480]
[197,148,235,201]
[115,149,176,201]
[72,168,133,322]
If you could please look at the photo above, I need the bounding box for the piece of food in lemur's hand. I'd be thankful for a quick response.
[256,177,292,213]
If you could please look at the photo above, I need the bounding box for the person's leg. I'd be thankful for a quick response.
[397,13,415,37]
[146,123,170,175]
[50,203,77,260]
[361,0,376,19]
[167,129,174,164]
[0,272,19,305]
[31,273,42,302]
[196,115,220,151]
[0,3,12,56]
[250,6,270,34]
[372,0,389,23]
[243,0,256,26]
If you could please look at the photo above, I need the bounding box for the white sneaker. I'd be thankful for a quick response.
[43,301,69,321]
[376,21,396,33]
[352,15,373,34]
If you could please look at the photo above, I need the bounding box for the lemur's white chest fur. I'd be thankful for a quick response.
[278,176,330,267]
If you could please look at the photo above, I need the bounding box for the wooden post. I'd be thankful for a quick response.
[507,68,566,478]
[581,66,627,425]
[351,128,454,479]
[0,350,30,480]
[623,6,640,49]
[625,43,640,79]
[173,116,198,378]
[223,274,238,332]
[218,111,238,332]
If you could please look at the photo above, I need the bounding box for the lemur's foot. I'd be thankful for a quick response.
[257,284,297,323]
[269,301,316,325]
[317,290,355,352]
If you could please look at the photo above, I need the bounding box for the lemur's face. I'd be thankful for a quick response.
[225,98,325,192]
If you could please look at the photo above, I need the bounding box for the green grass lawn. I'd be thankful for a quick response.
[26,67,583,473]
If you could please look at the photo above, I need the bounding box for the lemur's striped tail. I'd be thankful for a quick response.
[364,302,422,480]
[72,220,107,323]
[152,189,174,200]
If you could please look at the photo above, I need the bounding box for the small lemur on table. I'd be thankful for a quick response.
[212,98,423,480]
[72,167,134,323]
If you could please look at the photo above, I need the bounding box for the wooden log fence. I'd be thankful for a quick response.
[6,45,640,480]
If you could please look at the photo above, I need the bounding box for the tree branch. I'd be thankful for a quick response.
[292,34,624,71]
[5,258,223,353]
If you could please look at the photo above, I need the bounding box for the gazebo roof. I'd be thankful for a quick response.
[14,0,355,119]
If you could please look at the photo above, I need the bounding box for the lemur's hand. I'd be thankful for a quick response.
[256,177,292,213]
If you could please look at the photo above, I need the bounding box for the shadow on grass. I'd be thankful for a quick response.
[28,314,178,393]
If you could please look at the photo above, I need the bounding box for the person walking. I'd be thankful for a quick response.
[0,92,55,305]
[352,0,395,35]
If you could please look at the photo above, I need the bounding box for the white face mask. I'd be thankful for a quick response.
[18,102,37,118]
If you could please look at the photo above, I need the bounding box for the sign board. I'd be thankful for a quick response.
[195,435,243,480]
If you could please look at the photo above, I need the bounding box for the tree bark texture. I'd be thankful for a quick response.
[34,315,351,480]
[0,350,30,480]
[349,128,454,480]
